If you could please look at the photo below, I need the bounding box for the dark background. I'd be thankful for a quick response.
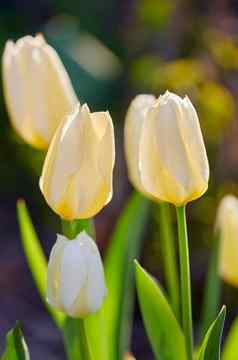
[1,0,238,359]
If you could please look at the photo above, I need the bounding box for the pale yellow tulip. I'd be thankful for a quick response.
[2,34,77,149]
[216,195,238,287]
[40,103,115,220]
[124,91,209,205]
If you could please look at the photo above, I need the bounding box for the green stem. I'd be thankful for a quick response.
[158,202,180,319]
[200,232,221,339]
[63,318,93,360]
[62,219,95,239]
[78,320,93,360]
[176,206,193,360]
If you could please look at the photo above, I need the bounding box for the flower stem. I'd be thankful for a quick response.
[78,319,93,360]
[176,205,193,360]
[63,317,93,360]
[158,202,180,319]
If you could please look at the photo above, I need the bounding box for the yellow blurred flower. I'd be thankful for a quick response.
[2,34,77,149]
[40,103,115,220]
[124,91,209,205]
[216,195,238,287]
[197,82,234,145]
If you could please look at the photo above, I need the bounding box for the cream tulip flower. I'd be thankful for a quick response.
[216,195,238,287]
[47,231,107,317]
[2,34,77,149]
[40,103,115,220]
[124,91,209,205]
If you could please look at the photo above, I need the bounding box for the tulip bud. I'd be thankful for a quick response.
[124,91,209,205]
[2,34,77,149]
[216,195,238,287]
[40,103,115,220]
[47,231,107,317]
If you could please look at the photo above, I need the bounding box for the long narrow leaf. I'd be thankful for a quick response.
[1,322,30,360]
[222,317,238,360]
[17,199,64,327]
[104,192,150,360]
[198,306,226,360]
[135,261,187,360]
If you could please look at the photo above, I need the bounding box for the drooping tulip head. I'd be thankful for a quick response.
[40,103,115,220]
[2,34,77,149]
[47,231,107,317]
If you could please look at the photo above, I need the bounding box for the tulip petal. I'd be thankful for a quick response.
[59,235,87,315]
[46,235,67,309]
[124,94,156,195]
[70,232,107,316]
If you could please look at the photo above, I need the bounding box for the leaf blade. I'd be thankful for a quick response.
[198,306,226,360]
[135,260,187,360]
[104,192,150,360]
[222,317,238,360]
[17,199,64,327]
[1,322,30,360]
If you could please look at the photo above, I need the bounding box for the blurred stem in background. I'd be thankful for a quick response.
[61,218,95,360]
[176,206,193,360]
[200,233,221,339]
[158,202,180,319]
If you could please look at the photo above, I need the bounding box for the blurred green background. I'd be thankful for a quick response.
[1,0,238,359]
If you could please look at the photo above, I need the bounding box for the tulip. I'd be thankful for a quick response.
[40,103,115,220]
[216,195,238,287]
[2,34,77,149]
[47,231,107,317]
[124,91,209,205]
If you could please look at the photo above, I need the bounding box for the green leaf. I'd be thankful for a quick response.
[222,317,238,360]
[157,202,180,319]
[198,306,226,360]
[1,322,30,360]
[135,260,187,360]
[103,192,150,360]
[16,199,64,327]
